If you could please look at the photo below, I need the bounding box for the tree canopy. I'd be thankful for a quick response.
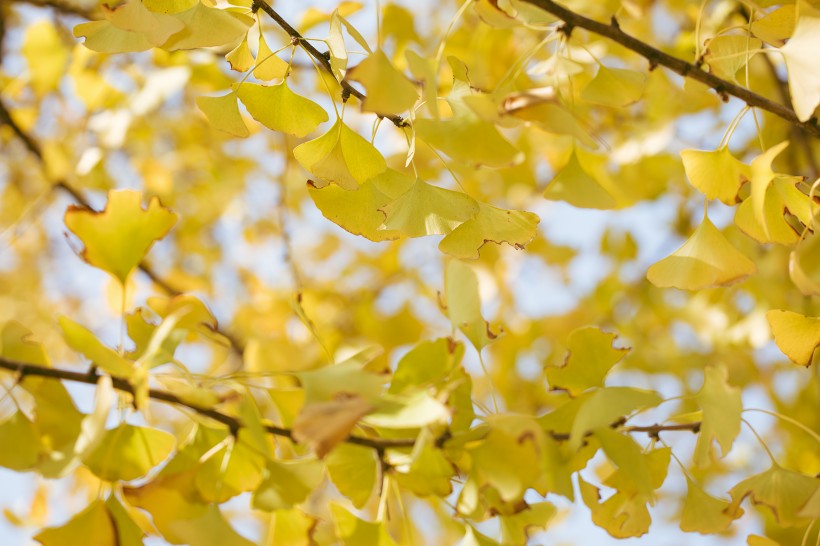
[0,0,819,544]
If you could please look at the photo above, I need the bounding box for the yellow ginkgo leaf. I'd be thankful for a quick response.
[735,176,811,245]
[693,365,742,466]
[438,202,540,259]
[415,117,523,168]
[545,327,629,396]
[225,35,253,72]
[445,259,497,351]
[161,2,252,51]
[750,141,790,240]
[703,35,762,83]
[308,168,414,241]
[680,146,749,205]
[235,82,328,137]
[253,33,290,81]
[780,13,820,121]
[22,21,69,96]
[59,317,134,377]
[82,424,176,481]
[326,443,377,508]
[327,10,348,80]
[252,460,324,511]
[73,0,184,53]
[294,120,386,190]
[65,190,178,284]
[750,4,795,45]
[331,503,398,546]
[267,510,316,545]
[0,412,41,471]
[726,463,818,527]
[379,178,479,237]
[581,66,646,107]
[680,475,740,533]
[34,500,117,546]
[766,310,820,366]
[747,536,782,546]
[196,93,249,138]
[105,496,145,546]
[646,216,756,290]
[790,229,820,296]
[347,50,418,114]
[544,149,619,209]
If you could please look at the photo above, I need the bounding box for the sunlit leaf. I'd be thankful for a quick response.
[680,476,740,533]
[326,443,378,508]
[34,500,116,546]
[253,33,290,81]
[236,82,328,137]
[196,92,250,138]
[347,50,418,114]
[545,326,629,396]
[439,202,540,259]
[726,463,818,526]
[293,396,373,457]
[780,13,820,121]
[253,459,324,511]
[331,503,398,546]
[680,146,749,205]
[766,309,820,366]
[544,149,619,209]
[581,66,646,107]
[703,35,762,83]
[82,423,176,481]
[693,364,742,465]
[445,259,497,351]
[735,176,812,245]
[380,179,479,237]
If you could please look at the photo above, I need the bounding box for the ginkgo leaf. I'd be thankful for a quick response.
[580,477,652,539]
[253,33,290,81]
[766,310,820,366]
[105,495,145,546]
[750,141,791,240]
[327,10,348,80]
[226,36,254,72]
[252,460,324,511]
[680,146,750,205]
[363,391,450,428]
[194,440,266,503]
[73,0,183,53]
[390,337,464,393]
[570,387,663,449]
[680,475,740,533]
[499,502,557,545]
[0,412,41,471]
[693,365,741,466]
[326,443,377,508]
[726,463,818,526]
[22,21,69,96]
[268,510,316,545]
[146,294,227,345]
[545,326,630,396]
[1,321,50,366]
[799,485,820,518]
[544,149,619,209]
[294,120,386,190]
[379,178,478,237]
[790,229,820,296]
[161,2,253,51]
[82,423,176,481]
[439,202,540,259]
[750,4,795,45]
[34,500,116,546]
[703,35,762,83]
[59,316,134,377]
[347,50,418,114]
[292,396,374,457]
[65,190,178,284]
[581,66,646,107]
[308,168,415,241]
[445,259,497,351]
[595,428,654,495]
[646,216,756,290]
[236,82,328,137]
[296,360,385,404]
[415,117,523,168]
[780,13,820,121]
[393,430,454,497]
[501,93,599,148]
[735,176,811,245]
[331,504,398,546]
[73,20,154,53]
[196,92,250,138]
[747,536,782,546]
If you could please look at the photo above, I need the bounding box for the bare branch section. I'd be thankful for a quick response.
[521,0,820,139]
[12,0,94,19]
[0,97,246,355]
[0,357,702,454]
[250,0,408,128]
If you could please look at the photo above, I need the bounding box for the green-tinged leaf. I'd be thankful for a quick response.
[253,460,324,511]
[0,413,41,471]
[647,215,756,290]
[1,321,50,366]
[22,21,69,96]
[780,13,820,121]
[681,146,749,205]
[393,429,454,497]
[766,309,820,366]
[445,259,497,351]
[415,117,523,168]
[59,317,134,377]
[726,464,818,526]
[294,120,386,190]
[680,476,740,533]
[82,423,175,482]
[236,82,328,137]
[331,503,398,546]
[439,202,540,259]
[197,93,249,138]
[703,35,762,82]
[499,502,556,545]
[195,438,266,502]
[749,141,791,241]
[34,500,116,546]
[347,50,418,114]
[380,179,479,237]
[570,387,663,449]
[581,66,646,107]
[326,443,378,508]
[545,326,629,396]
[266,509,316,546]
[790,229,820,296]
[544,149,619,209]
[390,337,464,393]
[693,365,742,466]
[595,427,654,496]
[23,378,84,478]
[161,2,253,50]
[73,0,184,53]
[64,190,178,284]
[105,495,145,546]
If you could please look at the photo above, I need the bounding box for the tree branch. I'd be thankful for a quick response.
[0,97,246,355]
[521,0,820,139]
[250,0,408,128]
[11,0,94,20]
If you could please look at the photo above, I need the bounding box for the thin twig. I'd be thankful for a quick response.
[250,0,408,128]
[521,0,820,138]
[11,0,94,19]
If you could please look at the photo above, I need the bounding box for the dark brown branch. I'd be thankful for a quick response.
[11,0,94,19]
[0,97,246,355]
[250,0,408,128]
[521,0,820,139]
[547,421,701,442]
[0,357,414,451]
